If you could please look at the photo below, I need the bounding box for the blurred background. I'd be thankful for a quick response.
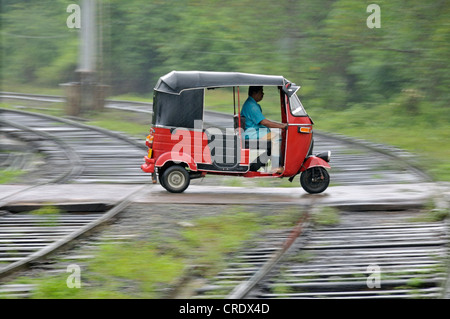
[1,0,449,179]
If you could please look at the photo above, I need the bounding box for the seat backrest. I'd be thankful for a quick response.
[234,115,246,130]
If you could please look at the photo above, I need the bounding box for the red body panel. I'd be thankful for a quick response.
[142,127,214,173]
[280,95,314,177]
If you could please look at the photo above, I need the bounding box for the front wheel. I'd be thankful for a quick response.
[161,165,190,193]
[158,170,166,189]
[300,167,330,194]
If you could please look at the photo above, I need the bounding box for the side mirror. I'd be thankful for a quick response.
[282,83,300,97]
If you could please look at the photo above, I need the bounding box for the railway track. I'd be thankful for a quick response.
[0,108,148,184]
[194,207,449,299]
[0,186,145,297]
[0,133,39,174]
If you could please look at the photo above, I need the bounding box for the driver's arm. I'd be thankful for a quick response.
[260,119,288,130]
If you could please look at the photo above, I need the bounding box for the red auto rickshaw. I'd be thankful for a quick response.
[141,71,331,193]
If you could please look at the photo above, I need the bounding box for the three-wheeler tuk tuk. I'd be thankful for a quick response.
[141,71,331,193]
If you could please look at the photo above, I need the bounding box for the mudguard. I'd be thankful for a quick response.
[154,152,198,171]
[300,156,331,172]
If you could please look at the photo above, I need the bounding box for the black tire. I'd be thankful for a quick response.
[300,167,330,194]
[161,165,190,193]
[158,170,166,189]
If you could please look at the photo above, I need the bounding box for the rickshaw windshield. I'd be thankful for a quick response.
[290,94,307,116]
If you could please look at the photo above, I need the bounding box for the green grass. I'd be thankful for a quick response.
[0,169,24,184]
[11,242,185,299]
[176,211,262,276]
[409,200,449,223]
[86,241,185,298]
[312,206,340,226]
[85,110,150,138]
[29,205,62,227]
[109,93,153,102]
[1,83,63,96]
[30,205,61,215]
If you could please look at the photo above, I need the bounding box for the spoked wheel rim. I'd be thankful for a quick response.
[167,170,186,189]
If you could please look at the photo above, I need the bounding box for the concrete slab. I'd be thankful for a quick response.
[0,185,31,200]
[133,183,440,209]
[0,184,144,208]
[0,182,445,211]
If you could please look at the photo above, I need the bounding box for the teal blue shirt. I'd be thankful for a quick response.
[241,96,270,139]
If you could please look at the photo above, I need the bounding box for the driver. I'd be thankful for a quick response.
[241,86,287,172]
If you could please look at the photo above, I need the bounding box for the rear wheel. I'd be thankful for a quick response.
[161,165,190,193]
[300,167,330,194]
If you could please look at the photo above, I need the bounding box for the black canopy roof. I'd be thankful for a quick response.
[155,71,289,95]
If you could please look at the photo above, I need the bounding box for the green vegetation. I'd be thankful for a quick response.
[30,205,61,216]
[0,169,24,184]
[85,110,150,138]
[13,242,185,299]
[177,211,261,276]
[312,206,340,226]
[29,205,62,227]
[410,200,449,223]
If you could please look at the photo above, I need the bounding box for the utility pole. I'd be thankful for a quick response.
[79,0,96,74]
[62,0,107,116]
[78,0,96,113]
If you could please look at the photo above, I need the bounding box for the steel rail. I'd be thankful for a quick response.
[227,210,311,299]
[0,107,146,151]
[0,116,84,184]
